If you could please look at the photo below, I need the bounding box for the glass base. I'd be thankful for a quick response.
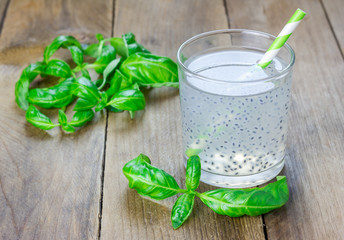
[184,156,285,188]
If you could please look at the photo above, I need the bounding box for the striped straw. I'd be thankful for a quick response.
[258,8,306,68]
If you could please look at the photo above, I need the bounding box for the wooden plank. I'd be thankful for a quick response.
[100,0,265,239]
[321,0,344,56]
[226,0,344,239]
[0,0,112,239]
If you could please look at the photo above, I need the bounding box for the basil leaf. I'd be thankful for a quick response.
[96,33,104,41]
[43,35,82,62]
[69,110,94,127]
[67,45,83,65]
[95,92,108,112]
[105,70,133,97]
[185,155,201,191]
[73,77,101,101]
[199,176,289,217]
[28,78,75,108]
[171,193,195,229]
[106,105,123,113]
[185,148,203,158]
[98,58,122,90]
[58,110,75,132]
[94,45,116,74]
[80,69,91,80]
[84,43,100,58]
[25,105,57,130]
[122,154,181,200]
[119,53,178,87]
[107,86,145,111]
[58,109,68,125]
[73,97,97,111]
[44,59,72,78]
[15,62,44,110]
[123,32,150,56]
[110,33,150,58]
[110,38,127,57]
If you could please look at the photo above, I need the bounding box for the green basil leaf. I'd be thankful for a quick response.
[96,33,104,41]
[69,110,94,127]
[61,124,76,133]
[105,70,125,97]
[80,69,91,80]
[123,32,150,56]
[94,45,116,74]
[185,155,201,191]
[110,38,127,57]
[95,92,108,112]
[15,62,44,110]
[122,154,181,200]
[98,58,122,90]
[58,110,75,132]
[106,105,123,113]
[74,77,101,101]
[67,45,83,65]
[58,109,68,125]
[185,148,203,158]
[110,33,150,58]
[43,35,82,62]
[73,98,97,111]
[199,176,289,217]
[119,52,178,87]
[107,86,145,111]
[44,59,72,78]
[171,193,195,229]
[28,78,75,108]
[84,43,100,58]
[25,105,57,130]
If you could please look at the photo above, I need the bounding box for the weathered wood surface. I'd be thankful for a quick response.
[101,0,265,239]
[322,0,344,56]
[227,0,344,239]
[0,0,112,239]
[0,0,343,239]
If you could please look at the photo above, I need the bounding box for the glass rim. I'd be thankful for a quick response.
[177,29,295,84]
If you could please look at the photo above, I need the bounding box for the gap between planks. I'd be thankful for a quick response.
[98,0,116,238]
[0,0,11,35]
[318,0,344,61]
[222,0,231,29]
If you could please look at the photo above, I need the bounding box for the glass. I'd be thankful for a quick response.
[177,29,295,188]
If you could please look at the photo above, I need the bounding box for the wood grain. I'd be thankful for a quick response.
[100,0,265,239]
[0,0,112,239]
[321,0,344,56]
[226,0,344,239]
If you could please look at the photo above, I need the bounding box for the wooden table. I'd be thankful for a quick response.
[0,0,343,239]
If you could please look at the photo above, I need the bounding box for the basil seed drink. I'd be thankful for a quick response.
[177,30,295,188]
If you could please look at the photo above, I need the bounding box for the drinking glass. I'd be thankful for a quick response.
[177,29,295,188]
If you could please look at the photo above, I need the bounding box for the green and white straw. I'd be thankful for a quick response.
[258,8,306,68]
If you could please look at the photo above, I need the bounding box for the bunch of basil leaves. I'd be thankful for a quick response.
[123,154,289,229]
[15,33,178,132]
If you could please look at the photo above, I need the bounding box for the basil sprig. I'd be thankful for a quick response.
[14,32,178,132]
[123,155,289,229]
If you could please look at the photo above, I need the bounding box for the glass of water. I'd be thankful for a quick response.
[177,29,295,188]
